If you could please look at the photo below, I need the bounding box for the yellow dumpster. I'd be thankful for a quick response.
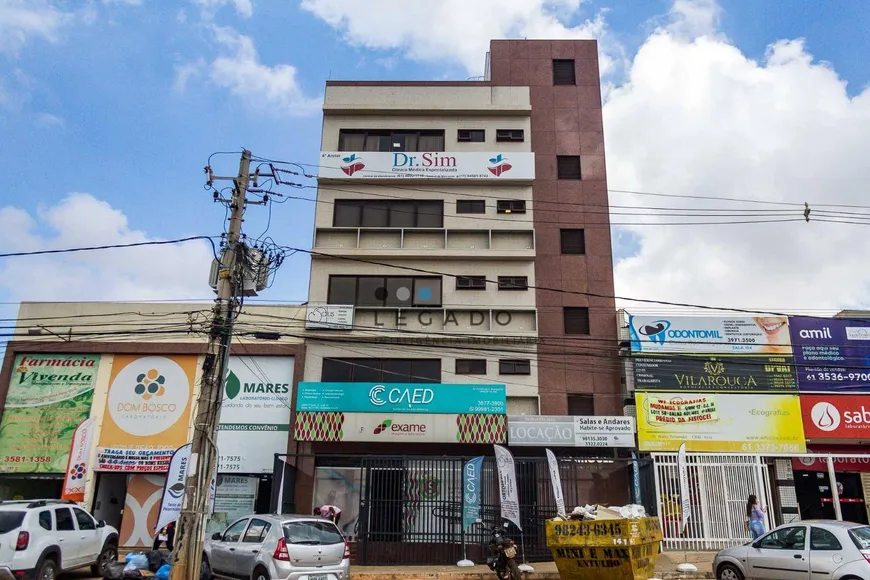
[546,517,664,580]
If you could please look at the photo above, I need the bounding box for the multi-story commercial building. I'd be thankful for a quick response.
[297,39,629,564]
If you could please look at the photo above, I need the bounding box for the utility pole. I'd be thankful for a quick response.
[170,149,252,580]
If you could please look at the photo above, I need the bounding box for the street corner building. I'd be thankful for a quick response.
[295,39,634,566]
[0,301,307,548]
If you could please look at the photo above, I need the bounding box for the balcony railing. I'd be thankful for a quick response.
[313,228,535,259]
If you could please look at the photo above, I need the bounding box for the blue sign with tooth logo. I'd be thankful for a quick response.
[295,382,506,414]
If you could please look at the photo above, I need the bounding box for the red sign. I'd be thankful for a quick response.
[800,395,870,440]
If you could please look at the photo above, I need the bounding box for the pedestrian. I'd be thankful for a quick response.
[314,504,342,527]
[745,494,766,539]
[153,521,175,551]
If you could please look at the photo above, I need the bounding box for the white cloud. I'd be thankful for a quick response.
[207,26,320,116]
[34,112,63,127]
[173,57,205,92]
[300,0,619,76]
[0,0,70,56]
[606,6,870,310]
[101,0,143,5]
[193,0,253,19]
[0,194,213,303]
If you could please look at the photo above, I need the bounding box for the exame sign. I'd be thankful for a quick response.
[319,152,535,180]
[295,382,506,414]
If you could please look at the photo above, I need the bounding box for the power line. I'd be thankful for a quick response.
[0,236,219,260]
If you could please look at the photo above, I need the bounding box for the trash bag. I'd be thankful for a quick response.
[124,554,149,571]
[156,564,170,580]
[123,569,142,579]
[103,561,127,580]
[146,551,163,572]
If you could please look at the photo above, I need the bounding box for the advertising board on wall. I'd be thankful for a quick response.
[217,356,294,474]
[319,151,535,180]
[295,382,506,414]
[635,392,806,453]
[0,354,99,474]
[628,315,792,355]
[96,355,197,472]
[305,305,354,330]
[206,475,259,535]
[295,412,506,444]
[507,415,635,447]
[632,355,797,392]
[789,317,870,393]
[800,394,870,440]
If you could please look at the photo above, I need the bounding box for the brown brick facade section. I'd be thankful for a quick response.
[490,39,621,416]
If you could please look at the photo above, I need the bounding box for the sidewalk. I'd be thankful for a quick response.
[351,552,716,579]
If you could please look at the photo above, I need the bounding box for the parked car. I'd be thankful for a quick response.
[714,520,870,580]
[0,499,119,580]
[204,514,350,580]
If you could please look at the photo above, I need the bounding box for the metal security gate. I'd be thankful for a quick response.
[652,453,774,550]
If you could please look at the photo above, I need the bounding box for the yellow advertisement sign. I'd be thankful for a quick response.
[636,392,806,453]
[96,355,197,472]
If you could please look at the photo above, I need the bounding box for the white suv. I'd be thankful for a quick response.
[0,499,119,580]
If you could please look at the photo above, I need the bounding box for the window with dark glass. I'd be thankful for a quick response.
[564,307,590,335]
[73,508,96,530]
[321,358,441,383]
[553,59,576,85]
[55,508,74,531]
[458,129,485,142]
[499,359,531,375]
[328,276,443,307]
[338,130,445,152]
[333,200,444,228]
[38,511,52,531]
[811,527,842,550]
[457,276,486,290]
[567,394,594,416]
[496,200,526,214]
[560,229,586,254]
[498,276,528,290]
[496,129,524,142]
[557,156,582,179]
[456,359,487,375]
[457,200,486,214]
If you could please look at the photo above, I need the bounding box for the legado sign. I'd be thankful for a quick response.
[801,395,870,439]
[319,151,535,180]
[508,416,635,447]
[295,382,506,414]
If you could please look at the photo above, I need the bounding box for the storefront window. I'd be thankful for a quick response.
[313,468,364,541]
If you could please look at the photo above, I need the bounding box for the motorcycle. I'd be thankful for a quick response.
[486,524,522,580]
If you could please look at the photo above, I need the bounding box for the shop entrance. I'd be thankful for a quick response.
[796,470,868,524]
[92,472,127,530]
[0,476,63,500]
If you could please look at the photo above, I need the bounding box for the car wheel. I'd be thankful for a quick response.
[92,541,118,576]
[37,558,58,580]
[252,565,270,580]
[717,563,744,580]
[201,556,212,580]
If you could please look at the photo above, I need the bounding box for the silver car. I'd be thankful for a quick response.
[204,514,350,580]
[714,520,870,580]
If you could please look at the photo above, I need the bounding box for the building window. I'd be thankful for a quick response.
[496,129,524,142]
[328,276,442,307]
[457,276,487,290]
[499,359,531,375]
[557,156,582,179]
[456,359,487,375]
[457,200,486,214]
[322,358,441,383]
[507,396,539,415]
[498,276,528,290]
[553,59,576,85]
[564,307,590,335]
[496,200,526,214]
[560,229,586,254]
[458,129,485,142]
[338,130,445,152]
[567,394,594,416]
[333,200,444,228]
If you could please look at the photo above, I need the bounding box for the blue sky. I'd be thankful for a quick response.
[2,0,870,325]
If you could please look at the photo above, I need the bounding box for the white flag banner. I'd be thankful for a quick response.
[545,449,566,517]
[678,442,691,534]
[493,445,522,531]
[155,443,192,533]
[61,417,96,502]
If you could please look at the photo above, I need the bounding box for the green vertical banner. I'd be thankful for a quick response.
[0,354,100,474]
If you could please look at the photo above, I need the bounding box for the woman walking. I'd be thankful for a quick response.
[745,494,766,539]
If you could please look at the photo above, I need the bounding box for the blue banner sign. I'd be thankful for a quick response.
[295,382,507,414]
[789,316,870,393]
[463,456,484,531]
